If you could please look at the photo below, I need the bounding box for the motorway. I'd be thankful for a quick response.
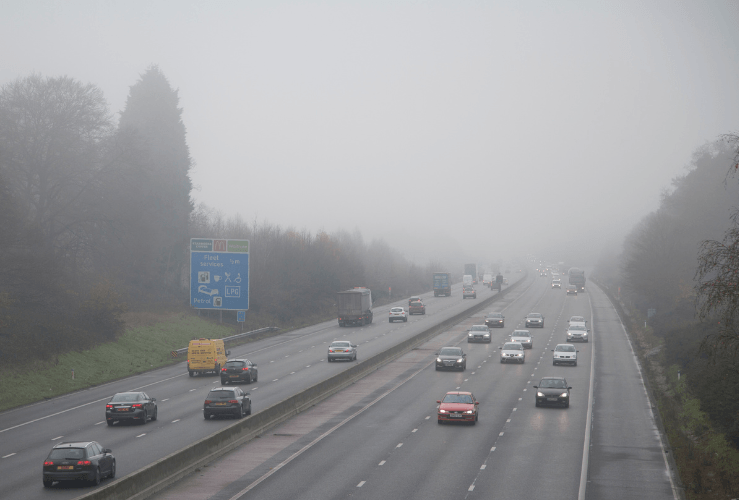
[157,273,680,500]
[0,271,680,500]
[0,277,509,500]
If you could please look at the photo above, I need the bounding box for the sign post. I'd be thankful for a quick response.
[190,239,250,311]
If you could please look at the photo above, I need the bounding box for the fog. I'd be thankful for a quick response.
[3,0,738,266]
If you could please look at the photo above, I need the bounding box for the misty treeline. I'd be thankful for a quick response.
[595,138,739,451]
[0,68,440,366]
[0,67,193,364]
[190,206,441,322]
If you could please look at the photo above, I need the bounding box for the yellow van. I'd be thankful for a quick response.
[187,338,229,376]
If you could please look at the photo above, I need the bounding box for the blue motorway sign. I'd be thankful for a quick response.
[190,238,249,310]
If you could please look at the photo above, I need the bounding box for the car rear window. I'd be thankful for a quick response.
[49,448,86,460]
[391,307,404,312]
[110,393,140,403]
[225,361,246,368]
[528,314,542,318]
[207,390,236,400]
[503,343,522,350]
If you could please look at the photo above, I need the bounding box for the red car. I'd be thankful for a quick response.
[437,391,479,425]
[409,301,426,315]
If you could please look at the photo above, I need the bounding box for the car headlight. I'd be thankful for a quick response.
[436,358,442,363]
[464,410,473,414]
[457,358,464,363]
[560,392,569,398]
[537,392,544,397]
[484,334,490,338]
[468,333,473,337]
[439,409,447,413]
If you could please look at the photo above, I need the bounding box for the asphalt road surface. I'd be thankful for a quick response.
[156,275,680,500]
[0,278,514,500]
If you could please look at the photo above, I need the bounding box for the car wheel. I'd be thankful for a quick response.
[553,361,557,366]
[140,410,148,424]
[152,407,158,421]
[106,419,114,426]
[43,477,53,488]
[389,319,393,323]
[500,359,504,363]
[188,370,194,377]
[404,318,407,322]
[254,372,258,382]
[535,400,540,407]
[437,419,443,425]
[236,405,244,419]
[222,379,229,385]
[247,373,253,384]
[475,412,479,422]
[423,311,426,315]
[204,412,211,420]
[91,467,101,486]
[564,401,570,408]
[574,360,578,366]
[328,357,332,362]
[435,366,439,371]
[246,403,252,415]
[108,459,116,479]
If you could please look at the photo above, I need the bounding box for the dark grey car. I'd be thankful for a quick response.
[534,377,572,408]
[221,359,258,384]
[204,387,251,419]
[105,392,157,426]
[435,347,467,371]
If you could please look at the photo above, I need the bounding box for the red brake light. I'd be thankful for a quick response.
[204,400,212,404]
[44,461,54,466]
[242,367,249,371]
[77,460,91,466]
[221,367,227,371]
[132,403,143,408]
[106,404,113,408]
[228,400,238,404]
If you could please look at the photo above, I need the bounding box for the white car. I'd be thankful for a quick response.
[389,307,408,323]
[552,344,578,366]
[467,325,492,343]
[551,279,561,289]
[499,342,525,364]
[510,330,533,349]
[566,324,589,342]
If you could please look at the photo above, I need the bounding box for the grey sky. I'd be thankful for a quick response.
[2,0,738,266]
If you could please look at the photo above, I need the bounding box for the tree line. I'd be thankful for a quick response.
[0,69,445,365]
[595,138,739,453]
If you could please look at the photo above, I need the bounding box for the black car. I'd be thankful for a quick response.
[485,312,505,328]
[221,358,258,384]
[42,441,115,487]
[105,392,157,425]
[533,377,572,408]
[204,387,251,419]
[435,347,467,371]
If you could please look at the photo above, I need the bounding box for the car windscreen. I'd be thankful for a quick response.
[439,348,461,356]
[571,317,584,322]
[487,313,502,318]
[570,325,586,331]
[225,361,246,368]
[539,379,566,389]
[110,393,140,403]
[442,394,473,404]
[503,343,522,350]
[391,308,403,312]
[48,448,85,460]
[470,326,487,331]
[331,342,351,348]
[556,345,576,352]
[207,390,236,400]
[528,314,541,318]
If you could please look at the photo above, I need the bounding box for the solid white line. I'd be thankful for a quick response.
[2,453,16,458]
[578,289,597,500]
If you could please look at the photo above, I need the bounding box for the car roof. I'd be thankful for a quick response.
[53,441,96,448]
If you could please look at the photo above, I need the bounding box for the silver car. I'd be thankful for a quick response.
[328,341,357,362]
[510,329,533,349]
[389,307,408,323]
[525,313,545,328]
[467,325,492,343]
[566,324,589,342]
[499,342,525,364]
[552,344,578,366]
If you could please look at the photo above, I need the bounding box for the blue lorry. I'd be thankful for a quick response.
[433,272,452,297]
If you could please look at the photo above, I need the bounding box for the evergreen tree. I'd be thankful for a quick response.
[118,66,193,294]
